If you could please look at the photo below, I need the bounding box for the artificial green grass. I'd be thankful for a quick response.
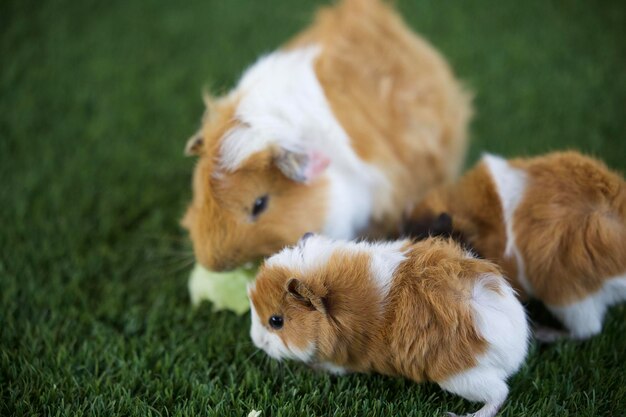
[1,0,625,415]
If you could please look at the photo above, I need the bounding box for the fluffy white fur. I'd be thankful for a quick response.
[483,154,533,296]
[440,274,529,417]
[266,235,408,297]
[368,240,410,297]
[547,275,626,339]
[217,46,390,240]
[249,301,315,362]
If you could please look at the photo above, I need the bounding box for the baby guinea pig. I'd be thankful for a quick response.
[404,151,626,341]
[248,234,529,417]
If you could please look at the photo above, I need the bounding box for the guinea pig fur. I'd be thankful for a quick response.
[249,235,529,417]
[181,0,472,271]
[404,151,626,341]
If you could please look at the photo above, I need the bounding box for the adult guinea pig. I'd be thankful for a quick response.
[404,151,626,341]
[248,234,529,417]
[182,0,471,271]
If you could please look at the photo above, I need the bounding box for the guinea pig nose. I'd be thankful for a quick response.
[209,260,234,272]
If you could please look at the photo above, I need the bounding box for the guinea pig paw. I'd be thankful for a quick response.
[534,325,569,343]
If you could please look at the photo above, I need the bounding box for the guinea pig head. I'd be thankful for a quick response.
[248,234,386,366]
[181,96,331,271]
[248,265,330,362]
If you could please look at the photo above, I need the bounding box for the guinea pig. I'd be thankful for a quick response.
[181,0,472,271]
[404,151,626,341]
[249,234,529,417]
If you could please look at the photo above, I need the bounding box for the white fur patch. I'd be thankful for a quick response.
[369,241,409,297]
[482,154,533,296]
[323,166,380,239]
[249,302,315,362]
[266,235,408,298]
[547,274,626,339]
[220,46,322,170]
[469,275,529,375]
[439,274,529,417]
[217,46,389,240]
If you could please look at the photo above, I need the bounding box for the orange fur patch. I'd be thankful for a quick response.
[383,239,492,382]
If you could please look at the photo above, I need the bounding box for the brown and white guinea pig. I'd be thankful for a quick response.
[404,151,626,341]
[181,0,471,271]
[248,234,529,417]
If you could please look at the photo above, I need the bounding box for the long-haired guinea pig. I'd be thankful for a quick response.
[404,151,626,341]
[249,234,529,417]
[181,0,471,271]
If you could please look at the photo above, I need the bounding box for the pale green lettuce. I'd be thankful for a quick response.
[188,263,257,315]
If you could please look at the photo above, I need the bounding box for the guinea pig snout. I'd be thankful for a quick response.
[210,260,235,272]
[250,326,265,350]
[250,312,269,351]
[196,248,238,271]
[250,317,284,360]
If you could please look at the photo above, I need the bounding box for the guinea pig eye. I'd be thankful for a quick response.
[251,194,269,218]
[268,315,283,330]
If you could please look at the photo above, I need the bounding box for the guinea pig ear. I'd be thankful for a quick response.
[297,232,315,249]
[273,149,330,183]
[286,278,327,314]
[184,130,204,156]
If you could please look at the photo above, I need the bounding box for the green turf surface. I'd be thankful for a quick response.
[2,0,625,415]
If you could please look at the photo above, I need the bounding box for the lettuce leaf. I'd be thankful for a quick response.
[188,263,257,315]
